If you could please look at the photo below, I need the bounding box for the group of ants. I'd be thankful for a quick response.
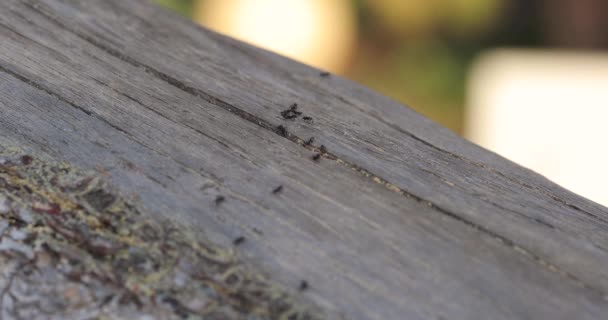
[212,72,331,293]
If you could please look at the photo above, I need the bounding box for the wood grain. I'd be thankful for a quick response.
[1,0,607,319]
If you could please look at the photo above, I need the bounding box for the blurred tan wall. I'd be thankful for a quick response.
[193,0,357,73]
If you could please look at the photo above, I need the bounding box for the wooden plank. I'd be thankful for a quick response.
[22,0,608,295]
[0,0,607,319]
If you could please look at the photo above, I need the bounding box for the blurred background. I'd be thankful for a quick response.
[155,0,608,206]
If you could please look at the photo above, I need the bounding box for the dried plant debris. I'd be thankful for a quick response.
[0,147,322,320]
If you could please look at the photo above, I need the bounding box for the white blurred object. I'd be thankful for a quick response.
[194,0,356,73]
[466,50,608,207]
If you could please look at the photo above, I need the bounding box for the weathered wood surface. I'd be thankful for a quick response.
[1,0,608,319]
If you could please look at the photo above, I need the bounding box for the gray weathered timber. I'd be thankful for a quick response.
[1,0,608,319]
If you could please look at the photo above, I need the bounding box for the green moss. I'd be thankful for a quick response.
[0,147,321,319]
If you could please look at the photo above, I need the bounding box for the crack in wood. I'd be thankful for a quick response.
[304,86,608,226]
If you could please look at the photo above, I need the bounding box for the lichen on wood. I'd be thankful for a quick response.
[0,147,321,320]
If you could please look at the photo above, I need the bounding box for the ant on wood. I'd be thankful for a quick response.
[233,236,245,245]
[280,103,302,120]
[304,137,315,146]
[272,185,283,194]
[277,125,288,137]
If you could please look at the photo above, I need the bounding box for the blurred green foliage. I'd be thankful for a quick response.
[154,0,193,17]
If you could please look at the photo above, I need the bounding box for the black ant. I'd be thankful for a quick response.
[319,71,330,77]
[303,137,315,146]
[299,280,309,291]
[277,125,288,137]
[302,116,313,122]
[280,103,302,120]
[272,185,283,194]
[312,153,321,161]
[233,236,246,245]
[215,195,225,206]
[21,155,33,165]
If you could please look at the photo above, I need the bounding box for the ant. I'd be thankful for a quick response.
[233,236,246,245]
[21,155,33,165]
[277,125,288,137]
[299,280,309,291]
[303,137,315,146]
[272,185,283,194]
[312,153,321,161]
[319,71,331,77]
[215,195,225,206]
[302,116,313,122]
[280,103,302,120]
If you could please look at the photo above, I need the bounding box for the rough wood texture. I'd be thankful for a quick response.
[1,0,608,319]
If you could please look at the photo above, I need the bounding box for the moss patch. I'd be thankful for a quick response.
[0,147,321,319]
